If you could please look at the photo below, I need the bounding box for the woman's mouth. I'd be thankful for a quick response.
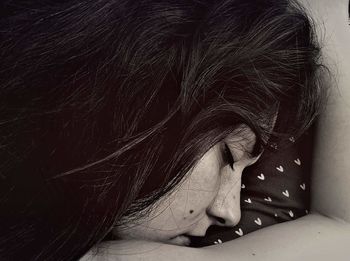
[167,234,191,246]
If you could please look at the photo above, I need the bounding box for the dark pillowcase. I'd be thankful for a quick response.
[190,126,315,247]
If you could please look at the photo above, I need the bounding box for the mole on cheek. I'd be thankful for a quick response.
[184,209,194,219]
[184,210,194,219]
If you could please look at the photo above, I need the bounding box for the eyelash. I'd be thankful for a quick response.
[223,143,235,169]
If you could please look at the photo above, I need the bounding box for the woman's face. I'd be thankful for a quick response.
[114,125,261,246]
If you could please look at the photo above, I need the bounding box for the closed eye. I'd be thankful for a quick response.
[223,143,235,169]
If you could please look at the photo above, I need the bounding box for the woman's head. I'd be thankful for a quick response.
[0,0,326,259]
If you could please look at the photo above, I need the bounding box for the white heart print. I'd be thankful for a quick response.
[289,210,294,218]
[276,166,284,172]
[294,158,301,165]
[254,218,262,226]
[257,173,265,180]
[235,228,243,236]
[264,197,272,202]
[214,239,223,244]
[282,190,289,197]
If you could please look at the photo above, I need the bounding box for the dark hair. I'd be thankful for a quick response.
[0,0,326,260]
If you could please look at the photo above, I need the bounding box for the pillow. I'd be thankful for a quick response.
[190,126,315,247]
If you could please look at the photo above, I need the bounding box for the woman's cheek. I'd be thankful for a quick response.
[164,181,218,224]
[173,146,223,219]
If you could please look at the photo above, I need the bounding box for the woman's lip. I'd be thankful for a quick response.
[167,235,191,246]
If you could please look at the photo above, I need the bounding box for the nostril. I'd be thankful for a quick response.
[215,217,226,225]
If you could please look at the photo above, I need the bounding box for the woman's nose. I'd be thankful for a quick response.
[207,166,242,227]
